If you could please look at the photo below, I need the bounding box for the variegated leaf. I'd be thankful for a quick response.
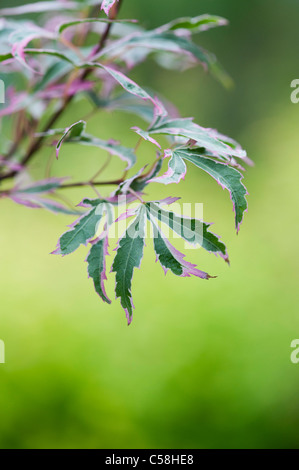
[56,121,86,158]
[86,232,111,304]
[145,202,228,261]
[112,206,147,324]
[149,216,213,280]
[52,202,104,256]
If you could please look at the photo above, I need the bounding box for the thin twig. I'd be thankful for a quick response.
[45,149,56,178]
[57,178,123,190]
[52,192,78,211]
[128,188,145,204]
[90,182,102,198]
[0,178,123,197]
[134,136,143,153]
[90,153,112,181]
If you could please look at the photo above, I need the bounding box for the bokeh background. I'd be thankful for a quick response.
[0,0,299,449]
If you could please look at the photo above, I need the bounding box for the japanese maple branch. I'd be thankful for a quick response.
[0,0,124,184]
[58,178,124,189]
[0,178,124,197]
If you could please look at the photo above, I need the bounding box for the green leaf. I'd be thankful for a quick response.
[0,52,13,62]
[149,150,187,184]
[147,118,247,160]
[86,235,111,304]
[81,63,166,116]
[112,206,147,324]
[149,216,213,279]
[24,48,78,65]
[53,203,104,256]
[172,149,248,232]
[145,202,228,260]
[163,15,228,33]
[152,227,183,276]
[56,121,86,158]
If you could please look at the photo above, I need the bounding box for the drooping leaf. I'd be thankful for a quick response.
[82,63,167,117]
[101,0,119,17]
[56,120,86,158]
[145,202,228,261]
[149,216,213,279]
[52,202,104,256]
[170,148,248,232]
[112,206,147,324]
[49,117,137,170]
[86,233,111,304]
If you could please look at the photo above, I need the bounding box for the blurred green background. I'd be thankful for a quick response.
[0,0,299,449]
